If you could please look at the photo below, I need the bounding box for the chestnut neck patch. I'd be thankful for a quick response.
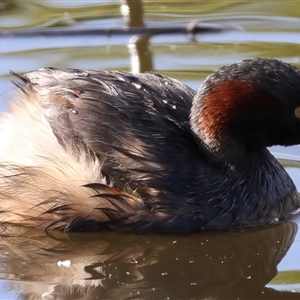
[198,80,281,141]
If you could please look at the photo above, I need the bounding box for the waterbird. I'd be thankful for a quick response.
[0,58,299,232]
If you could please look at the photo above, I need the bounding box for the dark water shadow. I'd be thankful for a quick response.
[0,222,298,299]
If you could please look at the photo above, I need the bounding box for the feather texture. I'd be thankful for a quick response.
[0,60,299,232]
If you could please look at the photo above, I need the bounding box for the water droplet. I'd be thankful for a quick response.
[57,260,71,268]
[132,82,142,89]
[163,99,176,109]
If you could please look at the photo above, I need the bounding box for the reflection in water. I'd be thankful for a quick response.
[0,222,297,299]
[129,35,153,73]
[121,0,145,28]
[121,0,153,73]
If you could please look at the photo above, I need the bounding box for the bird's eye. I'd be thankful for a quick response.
[294,106,300,119]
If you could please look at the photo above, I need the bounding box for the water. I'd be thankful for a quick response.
[1,0,300,299]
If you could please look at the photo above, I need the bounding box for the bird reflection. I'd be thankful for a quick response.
[0,222,298,299]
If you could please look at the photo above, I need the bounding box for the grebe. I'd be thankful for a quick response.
[0,58,299,232]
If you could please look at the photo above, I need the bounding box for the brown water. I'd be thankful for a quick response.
[1,1,300,299]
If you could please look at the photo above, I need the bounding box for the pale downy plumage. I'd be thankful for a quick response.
[0,77,144,231]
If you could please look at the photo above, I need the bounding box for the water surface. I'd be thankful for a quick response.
[0,1,300,299]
